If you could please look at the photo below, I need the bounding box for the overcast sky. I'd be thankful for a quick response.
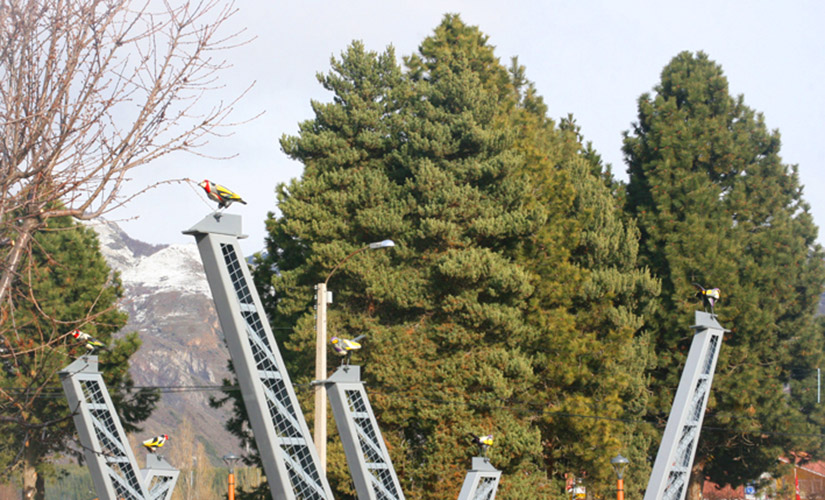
[109,1,825,255]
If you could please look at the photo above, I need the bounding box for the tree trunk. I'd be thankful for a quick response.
[21,448,38,500]
[0,217,36,305]
[687,460,704,500]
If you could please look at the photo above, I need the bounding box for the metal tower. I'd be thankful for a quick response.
[456,457,501,500]
[643,311,727,500]
[185,213,334,500]
[60,356,151,500]
[142,454,179,500]
[325,365,405,500]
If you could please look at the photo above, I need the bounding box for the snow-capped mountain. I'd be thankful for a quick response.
[92,221,241,459]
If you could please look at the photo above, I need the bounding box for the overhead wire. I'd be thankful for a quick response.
[4,382,825,440]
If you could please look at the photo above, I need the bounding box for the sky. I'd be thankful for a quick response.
[109,1,825,255]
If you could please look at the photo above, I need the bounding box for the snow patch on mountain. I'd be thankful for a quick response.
[91,220,209,296]
[119,244,210,295]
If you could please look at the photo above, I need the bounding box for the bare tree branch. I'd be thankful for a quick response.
[0,0,250,489]
[0,0,250,303]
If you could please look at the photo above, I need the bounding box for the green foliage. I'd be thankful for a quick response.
[623,51,825,489]
[214,14,659,500]
[0,216,157,493]
[275,16,549,497]
[508,70,659,497]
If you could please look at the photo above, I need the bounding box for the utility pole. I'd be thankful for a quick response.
[314,282,329,471]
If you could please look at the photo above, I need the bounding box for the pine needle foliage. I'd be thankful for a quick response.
[623,51,825,493]
[230,15,657,499]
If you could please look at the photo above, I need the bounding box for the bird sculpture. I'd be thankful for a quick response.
[470,434,494,457]
[199,180,247,209]
[142,434,169,453]
[70,330,108,354]
[693,283,721,314]
[330,335,364,365]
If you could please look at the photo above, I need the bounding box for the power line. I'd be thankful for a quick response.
[4,383,825,440]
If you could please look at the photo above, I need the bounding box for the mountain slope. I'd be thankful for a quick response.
[93,221,240,460]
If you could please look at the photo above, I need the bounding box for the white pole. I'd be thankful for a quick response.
[314,283,328,472]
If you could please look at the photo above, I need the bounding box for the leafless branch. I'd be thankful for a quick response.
[0,0,250,303]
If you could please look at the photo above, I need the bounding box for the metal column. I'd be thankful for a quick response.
[326,365,405,500]
[643,311,727,500]
[185,213,333,500]
[142,454,179,500]
[60,356,151,500]
[456,457,501,500]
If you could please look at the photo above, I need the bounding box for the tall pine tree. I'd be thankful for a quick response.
[230,16,658,499]
[269,16,549,497]
[623,51,825,498]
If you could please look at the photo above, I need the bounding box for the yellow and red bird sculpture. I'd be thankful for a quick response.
[199,180,247,209]
[69,329,108,354]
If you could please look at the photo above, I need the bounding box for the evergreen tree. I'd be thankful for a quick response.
[509,75,659,497]
[241,16,551,499]
[0,216,157,499]
[623,51,825,497]
[209,15,660,500]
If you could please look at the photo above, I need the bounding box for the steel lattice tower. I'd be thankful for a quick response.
[325,365,405,500]
[142,454,179,500]
[456,457,501,500]
[60,356,152,500]
[185,213,333,500]
[643,311,727,500]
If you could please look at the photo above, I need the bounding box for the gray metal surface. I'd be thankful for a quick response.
[185,214,333,500]
[60,356,151,500]
[142,454,180,500]
[325,365,405,500]
[456,457,501,500]
[643,311,727,500]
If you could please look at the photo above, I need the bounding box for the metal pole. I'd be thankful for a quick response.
[228,469,236,500]
[617,478,624,500]
[314,282,328,472]
[313,239,393,473]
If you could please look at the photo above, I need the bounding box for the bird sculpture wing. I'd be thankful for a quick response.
[342,338,362,352]
[142,435,167,449]
[85,339,106,351]
[214,183,246,204]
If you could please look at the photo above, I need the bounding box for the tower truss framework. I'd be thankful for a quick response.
[644,311,727,500]
[326,365,405,500]
[185,213,333,500]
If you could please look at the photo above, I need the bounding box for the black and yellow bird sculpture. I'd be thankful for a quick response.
[142,434,169,453]
[70,330,108,354]
[693,283,721,315]
[470,434,494,457]
[199,180,247,209]
[330,335,365,366]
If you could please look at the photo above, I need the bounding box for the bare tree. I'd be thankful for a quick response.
[0,0,247,306]
[0,1,248,497]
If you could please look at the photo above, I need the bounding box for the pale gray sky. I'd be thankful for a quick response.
[110,1,825,254]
